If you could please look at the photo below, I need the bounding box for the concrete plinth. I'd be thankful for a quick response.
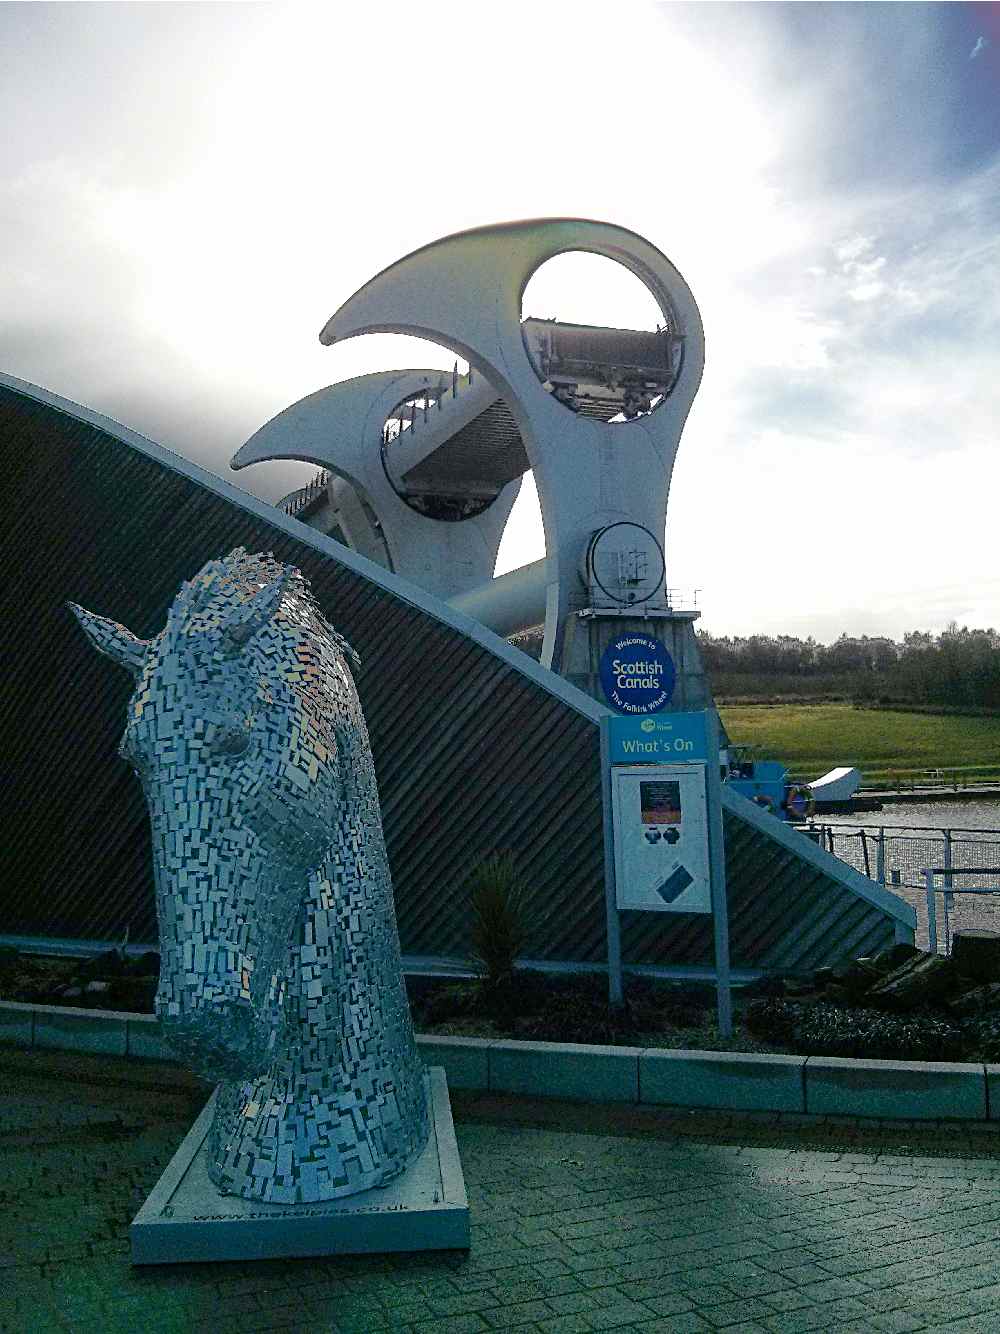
[131,1067,468,1264]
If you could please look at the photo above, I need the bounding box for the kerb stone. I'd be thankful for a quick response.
[126,1013,174,1061]
[416,1035,490,1090]
[33,1002,127,1056]
[0,1001,34,1048]
[986,1065,1000,1121]
[489,1040,640,1102]
[640,1049,806,1112]
[806,1057,987,1120]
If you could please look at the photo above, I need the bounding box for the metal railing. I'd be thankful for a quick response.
[812,822,1000,892]
[382,364,471,447]
[923,866,1000,955]
[280,470,329,519]
[873,769,998,794]
[663,588,701,610]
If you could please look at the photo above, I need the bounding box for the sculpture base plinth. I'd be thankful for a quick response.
[131,1068,469,1264]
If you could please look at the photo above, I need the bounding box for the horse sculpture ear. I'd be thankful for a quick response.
[68,603,149,677]
[220,572,289,653]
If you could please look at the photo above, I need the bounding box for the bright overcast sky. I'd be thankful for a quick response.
[3,1,999,640]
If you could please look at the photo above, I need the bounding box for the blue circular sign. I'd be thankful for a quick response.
[599,634,675,714]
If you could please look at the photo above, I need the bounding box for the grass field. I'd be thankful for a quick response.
[718,702,1000,787]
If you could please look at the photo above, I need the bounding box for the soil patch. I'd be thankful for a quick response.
[413,963,1000,1063]
[0,945,158,1014]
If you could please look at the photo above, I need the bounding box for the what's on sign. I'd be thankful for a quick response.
[598,634,675,714]
[608,712,709,763]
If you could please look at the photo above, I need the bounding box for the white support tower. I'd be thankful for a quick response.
[233,218,710,706]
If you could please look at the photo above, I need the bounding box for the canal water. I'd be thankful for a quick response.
[816,795,1000,952]
[823,797,1000,831]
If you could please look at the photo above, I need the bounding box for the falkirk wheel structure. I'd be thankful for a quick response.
[232,218,711,709]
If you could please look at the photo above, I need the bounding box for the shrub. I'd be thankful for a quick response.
[746,998,962,1060]
[959,1013,1000,1062]
[415,980,489,1026]
[467,852,535,990]
[509,974,652,1045]
[415,971,706,1046]
[511,990,623,1044]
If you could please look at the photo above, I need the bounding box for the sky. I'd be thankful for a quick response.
[2,1,999,642]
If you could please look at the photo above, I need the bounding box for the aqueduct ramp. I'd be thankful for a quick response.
[0,373,913,973]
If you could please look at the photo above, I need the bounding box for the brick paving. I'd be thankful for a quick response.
[5,1050,1000,1333]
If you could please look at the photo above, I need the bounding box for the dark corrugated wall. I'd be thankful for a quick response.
[1,383,899,968]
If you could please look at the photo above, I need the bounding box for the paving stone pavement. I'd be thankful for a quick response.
[5,1050,1000,1333]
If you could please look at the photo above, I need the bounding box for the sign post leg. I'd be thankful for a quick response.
[600,716,624,1007]
[704,710,732,1039]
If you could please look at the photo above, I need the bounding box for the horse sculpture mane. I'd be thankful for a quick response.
[71,548,428,1204]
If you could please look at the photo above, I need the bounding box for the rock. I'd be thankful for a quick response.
[108,978,157,1013]
[871,942,922,971]
[822,985,852,1004]
[829,957,885,1001]
[952,931,1000,985]
[79,948,127,979]
[945,982,1000,1016]
[867,952,958,1010]
[134,951,160,977]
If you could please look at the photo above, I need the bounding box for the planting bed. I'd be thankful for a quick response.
[8,940,1000,1064]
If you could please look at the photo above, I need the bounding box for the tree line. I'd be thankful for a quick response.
[508,622,1000,709]
[698,624,1000,709]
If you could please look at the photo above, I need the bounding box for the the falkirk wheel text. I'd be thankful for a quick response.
[599,633,677,714]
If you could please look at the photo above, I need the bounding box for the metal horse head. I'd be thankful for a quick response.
[71,549,427,1203]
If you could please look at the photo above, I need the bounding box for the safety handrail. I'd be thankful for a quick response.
[922,866,1000,954]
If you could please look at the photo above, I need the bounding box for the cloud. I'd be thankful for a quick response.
[970,36,987,60]
[834,237,875,265]
[2,2,997,640]
[666,141,1000,638]
[831,236,888,300]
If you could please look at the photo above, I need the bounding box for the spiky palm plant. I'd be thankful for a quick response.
[467,852,534,992]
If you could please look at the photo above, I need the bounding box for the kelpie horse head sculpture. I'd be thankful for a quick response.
[71,549,428,1204]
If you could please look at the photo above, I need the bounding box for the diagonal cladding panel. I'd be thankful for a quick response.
[0,375,911,971]
[0,378,608,958]
[723,824,849,969]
